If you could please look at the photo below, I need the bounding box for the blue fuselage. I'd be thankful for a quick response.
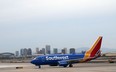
[31,54,85,66]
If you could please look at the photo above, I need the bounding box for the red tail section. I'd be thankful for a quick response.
[84,36,102,59]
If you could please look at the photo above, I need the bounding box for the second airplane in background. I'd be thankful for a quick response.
[31,36,103,68]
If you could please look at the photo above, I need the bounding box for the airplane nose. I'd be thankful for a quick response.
[31,60,35,64]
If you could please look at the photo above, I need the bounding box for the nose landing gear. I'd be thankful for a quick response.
[38,65,41,68]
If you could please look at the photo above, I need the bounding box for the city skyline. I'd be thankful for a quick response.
[15,46,77,56]
[0,0,116,53]
[1,44,116,55]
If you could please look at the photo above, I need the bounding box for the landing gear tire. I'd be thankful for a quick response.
[38,65,41,68]
[69,64,73,67]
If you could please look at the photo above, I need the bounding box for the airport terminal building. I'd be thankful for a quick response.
[0,52,15,59]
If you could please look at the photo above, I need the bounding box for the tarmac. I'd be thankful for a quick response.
[0,63,116,72]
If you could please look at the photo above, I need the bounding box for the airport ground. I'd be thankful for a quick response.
[0,63,116,72]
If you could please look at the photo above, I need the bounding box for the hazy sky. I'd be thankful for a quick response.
[0,0,116,53]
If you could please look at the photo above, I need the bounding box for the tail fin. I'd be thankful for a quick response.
[84,36,102,59]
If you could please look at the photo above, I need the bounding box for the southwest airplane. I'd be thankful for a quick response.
[31,36,102,68]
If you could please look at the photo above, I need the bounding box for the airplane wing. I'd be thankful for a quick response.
[58,55,99,66]
[66,58,83,63]
[66,50,102,64]
[58,58,83,66]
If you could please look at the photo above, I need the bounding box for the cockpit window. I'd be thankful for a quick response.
[33,57,37,60]
[33,56,40,60]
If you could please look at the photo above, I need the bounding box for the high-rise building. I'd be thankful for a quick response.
[20,48,32,57]
[69,48,75,54]
[46,45,51,54]
[42,48,45,54]
[27,48,32,55]
[15,51,19,57]
[53,48,58,54]
[39,50,43,54]
[61,48,67,54]
[36,48,39,54]
[23,48,28,56]
[20,49,24,56]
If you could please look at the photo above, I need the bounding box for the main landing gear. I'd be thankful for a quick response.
[63,64,73,68]
[69,64,73,67]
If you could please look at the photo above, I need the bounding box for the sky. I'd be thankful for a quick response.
[0,0,116,53]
